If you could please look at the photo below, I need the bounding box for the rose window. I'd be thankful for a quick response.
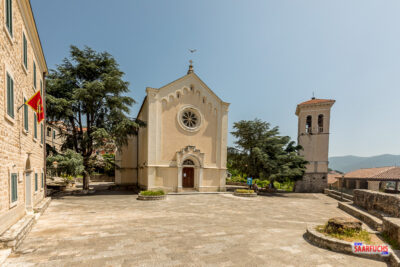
[182,110,198,128]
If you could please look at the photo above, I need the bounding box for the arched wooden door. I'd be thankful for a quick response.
[182,167,194,188]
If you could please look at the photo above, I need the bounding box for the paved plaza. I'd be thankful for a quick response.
[4,191,385,266]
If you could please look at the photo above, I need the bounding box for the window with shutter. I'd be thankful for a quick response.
[33,61,36,88]
[11,173,17,203]
[34,113,37,139]
[6,0,13,36]
[23,33,27,68]
[35,173,38,191]
[7,73,14,118]
[24,98,28,131]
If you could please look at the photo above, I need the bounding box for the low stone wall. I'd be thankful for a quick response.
[233,192,257,198]
[354,190,400,218]
[90,174,114,182]
[338,202,382,231]
[304,224,388,262]
[383,217,400,246]
[137,194,166,201]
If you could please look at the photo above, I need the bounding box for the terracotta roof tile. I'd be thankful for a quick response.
[298,98,335,106]
[341,166,400,180]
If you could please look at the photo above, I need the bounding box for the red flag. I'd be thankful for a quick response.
[26,91,44,123]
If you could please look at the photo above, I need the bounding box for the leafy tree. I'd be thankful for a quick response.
[46,149,84,178]
[229,119,307,187]
[46,45,143,190]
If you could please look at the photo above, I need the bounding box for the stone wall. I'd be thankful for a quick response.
[295,173,327,193]
[353,189,400,218]
[0,0,46,234]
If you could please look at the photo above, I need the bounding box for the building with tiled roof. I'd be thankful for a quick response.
[338,166,400,192]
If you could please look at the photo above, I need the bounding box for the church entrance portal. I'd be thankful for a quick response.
[182,167,194,188]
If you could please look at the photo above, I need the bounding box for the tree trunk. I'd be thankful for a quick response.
[83,171,90,190]
[82,157,90,190]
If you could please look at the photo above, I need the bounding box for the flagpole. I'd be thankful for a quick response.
[17,103,25,112]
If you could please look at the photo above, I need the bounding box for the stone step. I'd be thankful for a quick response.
[33,197,51,215]
[324,189,353,202]
[338,202,383,231]
[0,214,35,250]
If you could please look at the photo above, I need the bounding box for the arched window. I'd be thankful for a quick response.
[183,159,195,166]
[318,114,324,133]
[306,115,312,133]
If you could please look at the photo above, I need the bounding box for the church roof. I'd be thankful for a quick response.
[295,98,335,115]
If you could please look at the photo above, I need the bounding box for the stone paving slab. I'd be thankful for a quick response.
[3,192,385,266]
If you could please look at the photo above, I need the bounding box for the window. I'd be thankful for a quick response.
[11,173,17,203]
[24,98,28,131]
[306,115,312,133]
[33,61,36,88]
[40,123,43,144]
[7,73,14,118]
[318,114,324,133]
[35,173,38,191]
[34,113,37,139]
[5,0,12,36]
[53,130,56,139]
[41,173,44,188]
[47,127,51,137]
[182,110,198,128]
[23,33,27,68]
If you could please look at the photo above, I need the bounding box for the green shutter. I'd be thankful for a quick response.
[6,0,12,36]
[35,173,38,191]
[41,173,44,188]
[41,124,43,144]
[34,113,37,138]
[11,174,17,202]
[23,33,27,68]
[33,62,36,88]
[24,99,28,131]
[6,73,14,118]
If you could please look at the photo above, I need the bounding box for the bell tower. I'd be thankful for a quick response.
[295,97,335,192]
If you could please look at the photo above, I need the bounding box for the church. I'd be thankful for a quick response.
[115,63,230,192]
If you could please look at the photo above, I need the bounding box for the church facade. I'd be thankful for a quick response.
[115,64,230,192]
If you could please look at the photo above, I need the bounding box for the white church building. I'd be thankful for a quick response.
[115,63,230,192]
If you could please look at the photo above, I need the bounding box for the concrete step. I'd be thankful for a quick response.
[0,214,35,250]
[338,202,383,231]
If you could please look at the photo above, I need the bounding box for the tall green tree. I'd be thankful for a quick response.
[229,119,307,186]
[46,45,143,190]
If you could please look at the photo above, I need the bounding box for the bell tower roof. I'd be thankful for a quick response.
[296,98,335,115]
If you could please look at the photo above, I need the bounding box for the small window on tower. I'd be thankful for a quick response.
[318,114,324,133]
[177,92,180,98]
[306,115,312,133]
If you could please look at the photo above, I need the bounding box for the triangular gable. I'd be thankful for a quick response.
[157,72,227,104]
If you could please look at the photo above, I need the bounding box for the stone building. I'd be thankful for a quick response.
[338,166,400,192]
[46,122,66,153]
[295,98,335,192]
[116,63,229,192]
[0,0,47,235]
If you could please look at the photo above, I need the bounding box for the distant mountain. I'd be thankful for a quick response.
[329,154,400,173]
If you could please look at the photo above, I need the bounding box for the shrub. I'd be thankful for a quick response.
[140,190,165,196]
[235,189,254,194]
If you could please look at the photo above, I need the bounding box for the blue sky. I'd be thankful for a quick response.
[31,0,400,157]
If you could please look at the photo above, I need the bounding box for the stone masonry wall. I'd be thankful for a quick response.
[295,173,327,193]
[0,0,46,234]
[353,189,400,218]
